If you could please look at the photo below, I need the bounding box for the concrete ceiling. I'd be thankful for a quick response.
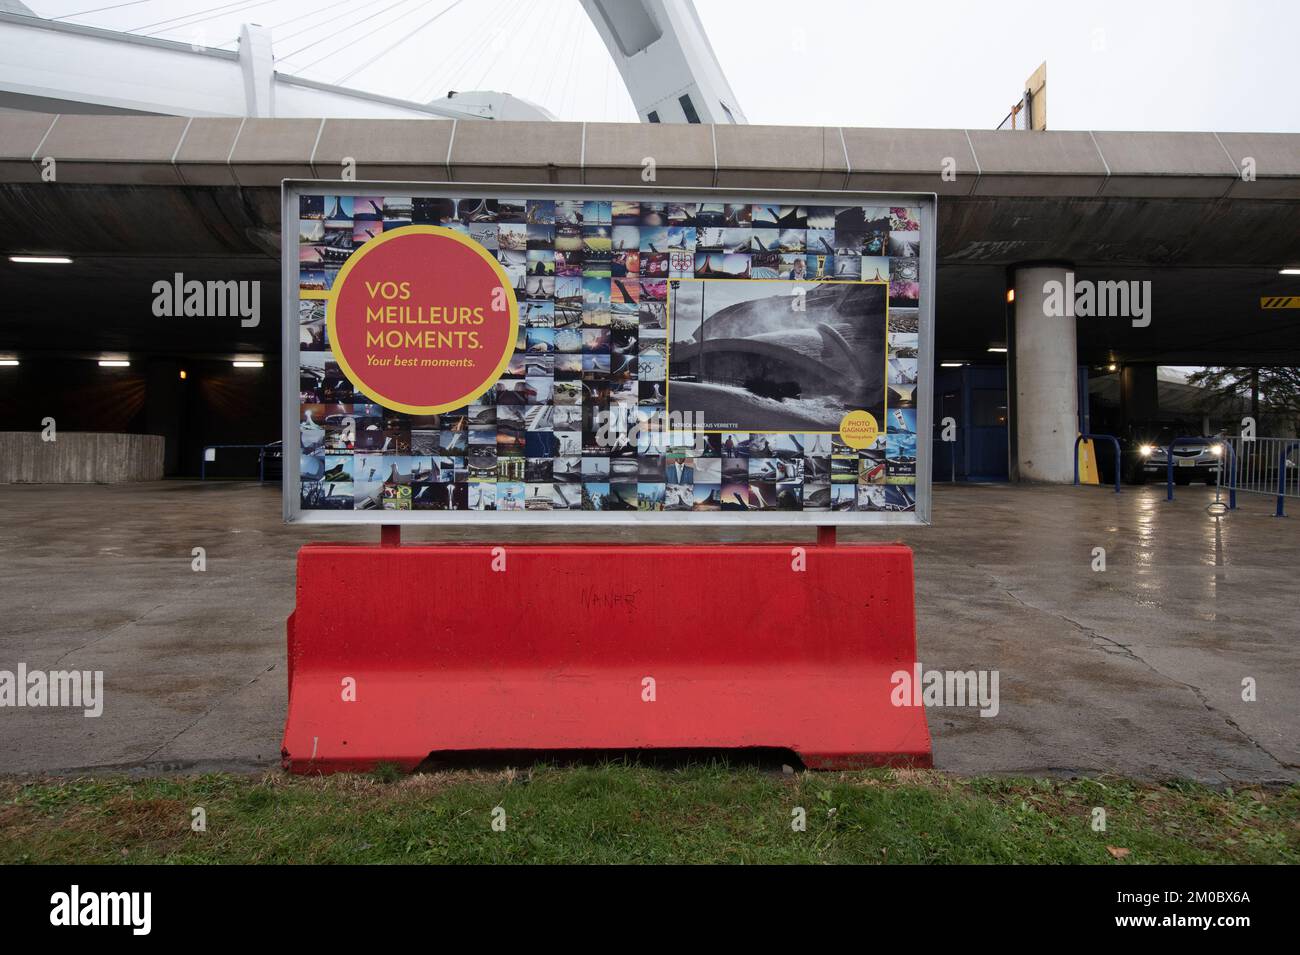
[938,263,1300,365]
[1,115,1298,366]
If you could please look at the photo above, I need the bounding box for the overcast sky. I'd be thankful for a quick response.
[28,0,1300,131]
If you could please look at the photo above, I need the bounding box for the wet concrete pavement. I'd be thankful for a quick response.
[0,480,1296,783]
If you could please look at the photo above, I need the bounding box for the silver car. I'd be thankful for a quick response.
[1138,435,1224,485]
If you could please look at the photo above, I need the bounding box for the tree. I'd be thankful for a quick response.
[1186,366,1300,434]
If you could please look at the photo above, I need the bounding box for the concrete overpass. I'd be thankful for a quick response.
[1,113,1298,477]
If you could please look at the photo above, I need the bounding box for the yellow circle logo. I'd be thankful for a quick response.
[838,411,879,449]
[325,225,519,415]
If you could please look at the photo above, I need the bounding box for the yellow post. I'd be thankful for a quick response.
[1077,435,1100,485]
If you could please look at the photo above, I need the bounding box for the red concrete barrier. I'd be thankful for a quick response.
[281,542,931,772]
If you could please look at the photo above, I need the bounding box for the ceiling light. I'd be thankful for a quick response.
[9,255,72,264]
[1005,289,1015,303]
[0,359,18,367]
[940,362,964,367]
[233,360,264,368]
[1281,268,1300,275]
[98,360,130,367]
[987,346,1008,353]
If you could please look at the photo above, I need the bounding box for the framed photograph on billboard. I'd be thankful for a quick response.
[282,182,936,525]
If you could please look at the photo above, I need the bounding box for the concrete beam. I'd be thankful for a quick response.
[1092,131,1239,198]
[713,124,845,189]
[841,127,977,196]
[966,129,1109,197]
[6,114,1293,201]
[34,115,191,185]
[311,118,455,182]
[0,111,58,183]
[173,117,246,187]
[448,120,584,184]
[582,121,715,187]
[228,118,323,186]
[1218,132,1300,199]
[2,114,1298,270]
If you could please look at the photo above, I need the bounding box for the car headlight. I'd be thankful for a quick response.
[1211,444,1222,456]
[1139,444,1153,456]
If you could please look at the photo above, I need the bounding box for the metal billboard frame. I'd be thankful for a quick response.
[282,180,937,527]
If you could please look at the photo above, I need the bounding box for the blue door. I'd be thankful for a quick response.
[931,366,1008,482]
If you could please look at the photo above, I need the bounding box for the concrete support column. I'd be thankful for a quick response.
[1012,265,1077,482]
[144,359,182,476]
[1120,362,1159,428]
[238,23,276,117]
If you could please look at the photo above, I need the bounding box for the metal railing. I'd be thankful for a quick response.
[997,92,1032,131]
[201,444,269,482]
[1218,436,1300,516]
[1164,436,1235,509]
[1073,433,1121,493]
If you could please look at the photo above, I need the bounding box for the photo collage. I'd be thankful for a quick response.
[296,192,922,515]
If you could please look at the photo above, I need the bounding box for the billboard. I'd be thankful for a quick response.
[282,183,935,525]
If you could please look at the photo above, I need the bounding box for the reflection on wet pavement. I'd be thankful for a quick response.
[0,481,1295,782]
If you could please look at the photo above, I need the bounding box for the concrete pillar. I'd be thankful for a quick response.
[1012,265,1078,482]
[238,23,276,117]
[1120,363,1158,428]
[144,359,182,476]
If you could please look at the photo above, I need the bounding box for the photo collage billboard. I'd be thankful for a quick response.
[283,184,933,524]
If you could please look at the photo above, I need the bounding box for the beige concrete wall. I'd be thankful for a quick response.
[0,432,164,483]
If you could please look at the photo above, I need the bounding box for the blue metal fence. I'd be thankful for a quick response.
[201,444,269,482]
[1164,436,1235,510]
[1215,436,1298,516]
